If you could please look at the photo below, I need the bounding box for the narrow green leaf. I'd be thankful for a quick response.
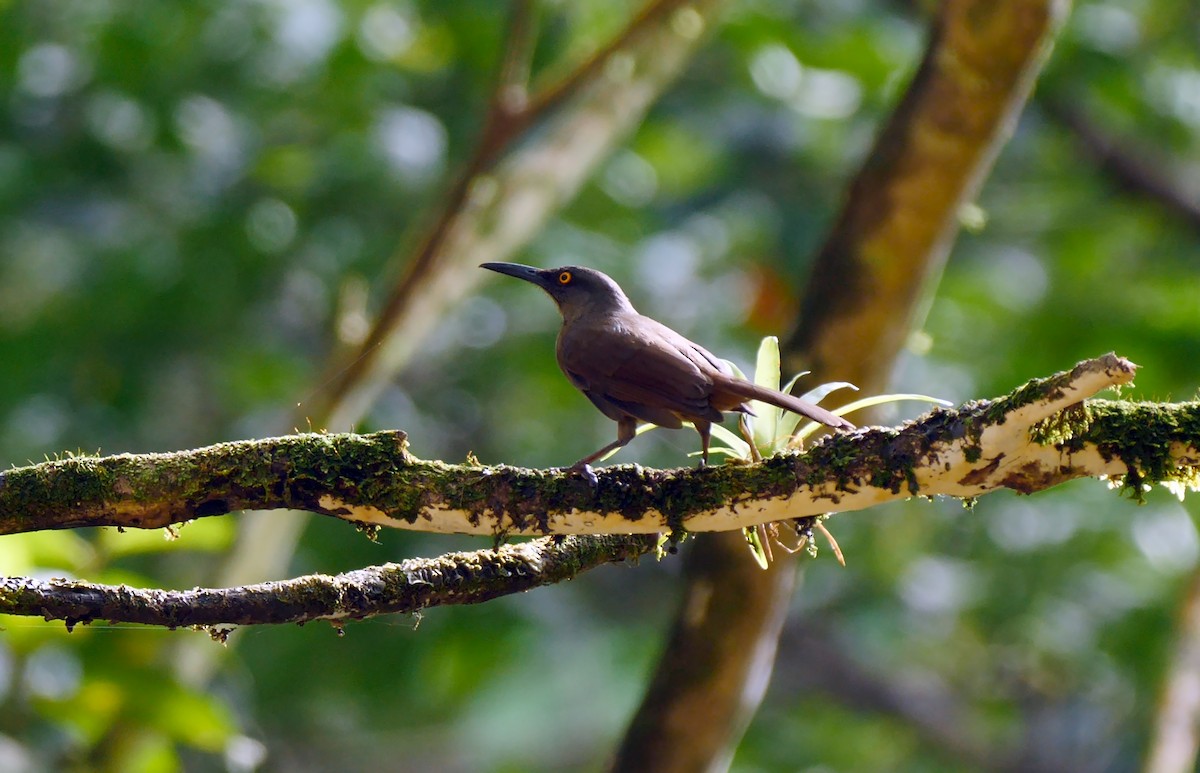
[780,370,811,396]
[790,393,952,446]
[777,372,833,443]
[752,336,782,449]
[835,393,953,414]
[743,526,771,570]
[798,381,859,404]
[708,422,751,459]
[754,336,781,390]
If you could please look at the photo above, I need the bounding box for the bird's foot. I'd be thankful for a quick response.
[563,462,599,488]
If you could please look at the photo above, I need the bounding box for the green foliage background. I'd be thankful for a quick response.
[1,1,1199,770]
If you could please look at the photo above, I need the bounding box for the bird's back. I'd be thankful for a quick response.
[556,310,731,427]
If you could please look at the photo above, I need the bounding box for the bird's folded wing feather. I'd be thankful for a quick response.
[559,316,725,422]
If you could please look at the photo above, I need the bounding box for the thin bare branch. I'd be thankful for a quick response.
[520,0,691,130]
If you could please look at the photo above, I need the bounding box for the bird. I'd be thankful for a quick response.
[480,262,854,479]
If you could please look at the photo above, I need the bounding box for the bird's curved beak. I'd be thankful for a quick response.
[480,262,547,288]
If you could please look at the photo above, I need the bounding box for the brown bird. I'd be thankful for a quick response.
[481,263,854,478]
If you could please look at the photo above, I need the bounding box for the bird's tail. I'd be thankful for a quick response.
[715,375,855,431]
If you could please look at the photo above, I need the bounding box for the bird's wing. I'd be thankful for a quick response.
[558,315,725,424]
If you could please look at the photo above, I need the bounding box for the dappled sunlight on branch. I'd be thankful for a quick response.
[3,354,1195,540]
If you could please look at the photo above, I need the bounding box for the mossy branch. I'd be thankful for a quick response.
[0,535,656,630]
[2,354,1195,540]
[1,353,1198,628]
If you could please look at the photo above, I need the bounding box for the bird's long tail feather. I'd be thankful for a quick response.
[715,375,855,431]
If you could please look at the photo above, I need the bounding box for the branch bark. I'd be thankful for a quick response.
[1041,95,1200,236]
[3,356,1195,539]
[0,535,655,628]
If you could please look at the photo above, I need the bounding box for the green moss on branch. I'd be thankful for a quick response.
[0,534,657,627]
[0,355,1195,538]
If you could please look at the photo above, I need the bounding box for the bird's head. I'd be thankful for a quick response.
[480,263,635,320]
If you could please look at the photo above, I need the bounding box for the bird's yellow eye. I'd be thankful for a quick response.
[558,271,572,285]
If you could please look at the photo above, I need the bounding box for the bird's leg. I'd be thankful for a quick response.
[738,413,762,463]
[573,417,637,466]
[693,420,712,468]
[568,417,637,485]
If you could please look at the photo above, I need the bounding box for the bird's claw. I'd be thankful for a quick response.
[559,462,599,488]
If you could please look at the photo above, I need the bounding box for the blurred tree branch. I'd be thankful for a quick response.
[617,1,1071,769]
[1041,95,1200,235]
[2,355,1198,628]
[1144,567,1200,773]
[785,0,1069,387]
